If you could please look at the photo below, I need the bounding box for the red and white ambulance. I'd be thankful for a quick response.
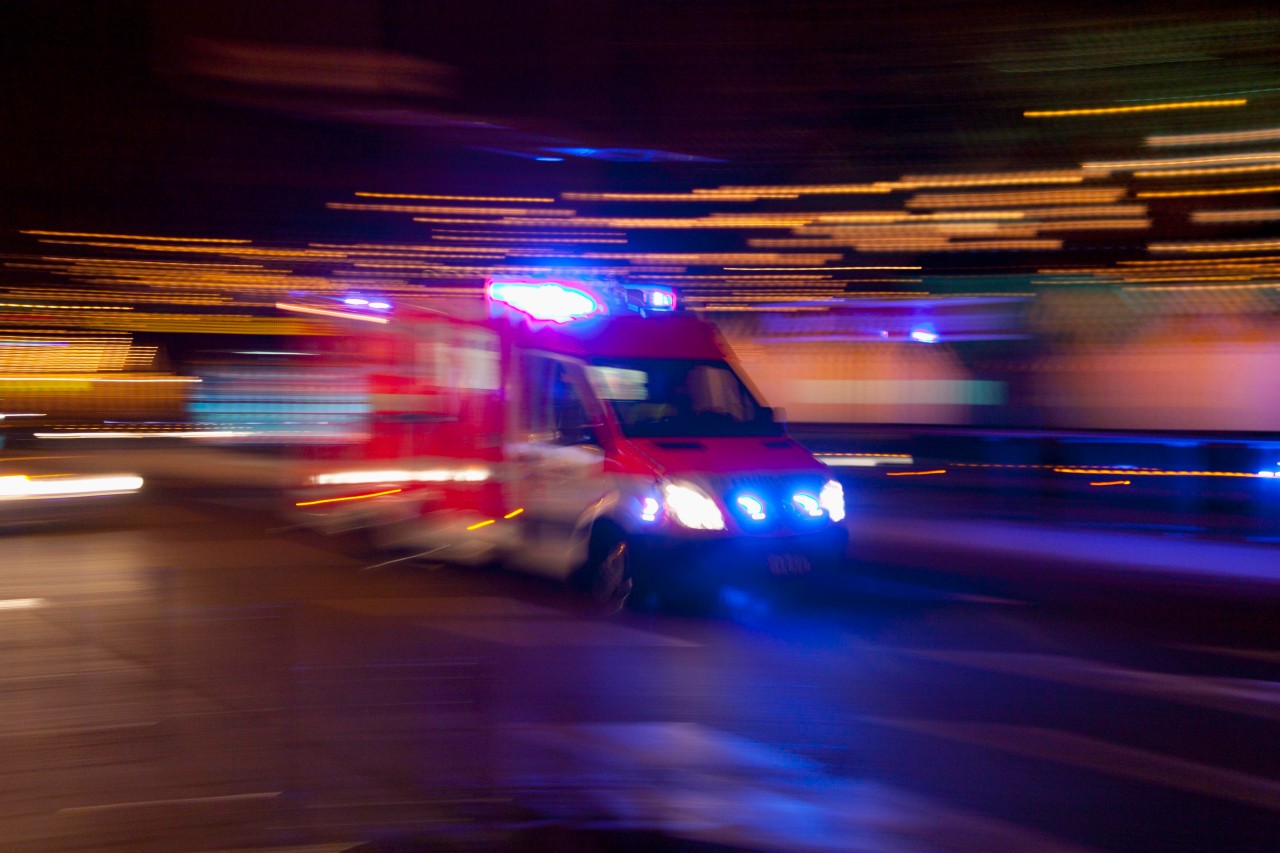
[283,277,847,608]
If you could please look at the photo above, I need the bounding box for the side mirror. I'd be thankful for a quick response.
[759,406,786,426]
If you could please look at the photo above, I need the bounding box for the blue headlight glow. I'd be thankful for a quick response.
[792,492,823,518]
[736,494,766,521]
[639,496,661,522]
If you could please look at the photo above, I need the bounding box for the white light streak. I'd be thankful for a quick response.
[309,468,491,486]
[0,474,143,500]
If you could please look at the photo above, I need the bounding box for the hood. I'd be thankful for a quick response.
[626,436,827,478]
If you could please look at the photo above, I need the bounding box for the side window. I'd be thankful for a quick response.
[551,364,593,445]
[526,355,597,446]
[525,355,556,438]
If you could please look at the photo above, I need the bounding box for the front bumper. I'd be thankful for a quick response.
[628,524,848,592]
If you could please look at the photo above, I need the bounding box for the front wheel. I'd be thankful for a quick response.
[581,531,634,613]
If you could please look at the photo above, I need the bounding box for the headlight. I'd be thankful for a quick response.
[820,479,846,523]
[662,480,726,530]
[793,492,824,518]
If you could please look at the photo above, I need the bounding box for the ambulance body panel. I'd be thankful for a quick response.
[285,279,846,605]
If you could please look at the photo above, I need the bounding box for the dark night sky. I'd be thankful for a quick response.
[3,0,1277,245]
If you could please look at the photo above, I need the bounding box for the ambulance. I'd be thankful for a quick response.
[283,276,847,609]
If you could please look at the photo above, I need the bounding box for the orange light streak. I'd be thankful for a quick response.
[22,230,250,243]
[1055,467,1262,478]
[1138,185,1280,198]
[332,202,575,216]
[1025,99,1246,117]
[1150,240,1280,253]
[356,192,554,203]
[295,488,403,507]
[908,188,1127,209]
[1147,126,1280,147]
[1136,164,1280,178]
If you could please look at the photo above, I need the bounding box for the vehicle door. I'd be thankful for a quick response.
[507,352,609,576]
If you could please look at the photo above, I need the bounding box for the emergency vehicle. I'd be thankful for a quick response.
[282,277,847,609]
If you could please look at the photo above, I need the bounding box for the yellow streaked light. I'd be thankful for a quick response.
[21,230,250,243]
[886,469,947,476]
[1147,126,1280,148]
[1138,184,1280,198]
[1055,467,1262,478]
[503,507,525,519]
[0,375,199,383]
[1133,163,1280,179]
[1089,480,1131,486]
[1118,255,1280,267]
[1085,151,1280,171]
[723,265,920,271]
[1020,205,1148,219]
[1190,208,1280,223]
[1025,98,1246,118]
[1032,218,1151,231]
[295,488,403,507]
[1121,281,1280,292]
[356,192,555,203]
[0,302,132,310]
[331,202,576,216]
[276,302,390,323]
[1149,239,1280,253]
[908,188,1127,209]
[1141,181,1280,197]
[466,519,496,530]
[693,183,895,197]
[895,170,1090,189]
[561,191,778,202]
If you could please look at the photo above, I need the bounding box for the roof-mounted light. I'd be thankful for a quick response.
[343,296,391,310]
[910,324,939,344]
[486,278,601,323]
[624,284,677,313]
[649,290,676,309]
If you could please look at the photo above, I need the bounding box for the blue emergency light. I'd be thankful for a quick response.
[344,296,392,311]
[910,324,939,344]
[278,293,393,324]
[636,285,677,311]
[486,278,602,323]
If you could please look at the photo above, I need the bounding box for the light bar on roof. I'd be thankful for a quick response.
[485,278,601,323]
[648,289,676,309]
[634,284,677,311]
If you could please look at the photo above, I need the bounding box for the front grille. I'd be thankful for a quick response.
[708,473,829,533]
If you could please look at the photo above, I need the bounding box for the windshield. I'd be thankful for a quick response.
[587,358,781,437]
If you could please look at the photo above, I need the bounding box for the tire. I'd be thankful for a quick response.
[581,527,634,613]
